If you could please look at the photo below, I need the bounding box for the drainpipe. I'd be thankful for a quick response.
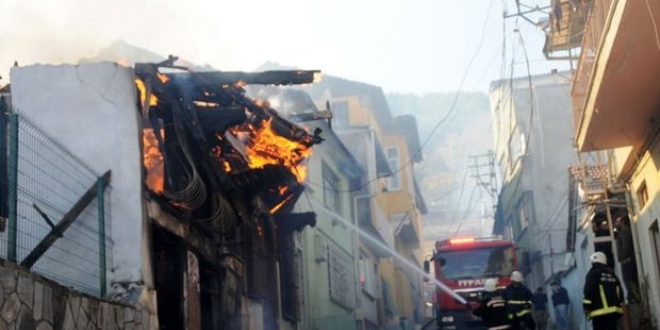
[352,195,363,329]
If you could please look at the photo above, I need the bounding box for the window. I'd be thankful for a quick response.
[355,196,372,227]
[519,205,529,231]
[323,163,341,213]
[331,101,349,128]
[515,192,533,234]
[359,253,378,298]
[505,223,514,241]
[508,125,526,164]
[651,221,660,281]
[328,244,356,309]
[638,181,649,210]
[386,147,401,191]
[437,245,515,279]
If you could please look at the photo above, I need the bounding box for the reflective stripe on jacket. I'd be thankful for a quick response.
[474,291,510,329]
[583,263,624,319]
[503,284,533,319]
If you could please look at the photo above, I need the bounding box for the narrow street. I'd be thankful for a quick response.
[1,1,660,329]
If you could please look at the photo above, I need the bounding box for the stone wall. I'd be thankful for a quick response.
[0,262,155,330]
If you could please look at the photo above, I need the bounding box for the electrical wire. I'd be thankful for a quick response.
[644,0,660,52]
[305,0,497,194]
[452,185,480,236]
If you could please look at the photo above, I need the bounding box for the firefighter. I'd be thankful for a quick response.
[474,278,510,330]
[503,271,536,330]
[583,251,624,330]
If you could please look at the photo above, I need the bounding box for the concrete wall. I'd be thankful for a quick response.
[10,63,145,286]
[295,141,360,330]
[0,261,155,330]
[491,73,577,285]
[626,140,660,324]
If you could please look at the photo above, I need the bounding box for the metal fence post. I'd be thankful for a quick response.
[7,114,18,262]
[97,177,107,296]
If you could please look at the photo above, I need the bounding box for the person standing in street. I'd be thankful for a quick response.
[503,271,536,330]
[583,252,624,330]
[550,280,570,330]
[532,287,548,330]
[474,278,510,330]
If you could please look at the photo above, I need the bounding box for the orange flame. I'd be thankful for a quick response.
[143,128,164,193]
[193,101,220,108]
[269,194,294,214]
[135,79,158,106]
[237,118,312,182]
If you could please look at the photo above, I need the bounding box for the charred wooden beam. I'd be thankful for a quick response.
[275,212,316,234]
[169,70,320,87]
[20,171,111,269]
[194,106,247,136]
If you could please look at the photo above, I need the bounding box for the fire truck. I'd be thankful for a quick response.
[423,236,517,330]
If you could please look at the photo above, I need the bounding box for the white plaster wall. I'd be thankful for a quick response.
[10,63,143,283]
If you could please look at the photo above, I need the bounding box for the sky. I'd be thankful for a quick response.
[0,0,569,94]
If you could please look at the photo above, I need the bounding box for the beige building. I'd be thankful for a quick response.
[567,0,660,327]
[303,76,427,329]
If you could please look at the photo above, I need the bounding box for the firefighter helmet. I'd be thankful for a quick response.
[590,251,607,265]
[511,271,524,282]
[484,278,498,292]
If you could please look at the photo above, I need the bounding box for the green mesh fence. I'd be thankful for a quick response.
[0,110,112,297]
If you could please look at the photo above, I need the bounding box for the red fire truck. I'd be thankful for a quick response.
[424,236,517,330]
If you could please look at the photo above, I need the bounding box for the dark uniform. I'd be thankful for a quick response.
[583,262,624,330]
[474,290,511,330]
[503,284,536,330]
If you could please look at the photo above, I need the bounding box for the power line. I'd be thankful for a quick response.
[452,185,480,236]
[305,0,497,194]
[446,168,471,221]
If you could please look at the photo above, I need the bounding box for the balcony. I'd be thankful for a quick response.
[543,0,592,58]
[573,0,660,152]
[394,209,423,250]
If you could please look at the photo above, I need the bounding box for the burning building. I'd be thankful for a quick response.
[5,57,323,330]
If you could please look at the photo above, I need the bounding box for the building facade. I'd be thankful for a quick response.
[304,76,426,329]
[490,72,578,300]
[5,61,324,330]
[568,0,660,327]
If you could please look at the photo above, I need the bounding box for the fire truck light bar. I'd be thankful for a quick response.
[449,237,475,245]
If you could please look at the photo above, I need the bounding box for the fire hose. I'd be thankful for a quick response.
[425,273,468,305]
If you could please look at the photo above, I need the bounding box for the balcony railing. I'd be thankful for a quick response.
[572,0,616,131]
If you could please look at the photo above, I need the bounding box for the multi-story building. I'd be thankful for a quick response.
[248,86,365,330]
[490,72,577,296]
[565,0,660,327]
[4,61,324,330]
[304,75,426,329]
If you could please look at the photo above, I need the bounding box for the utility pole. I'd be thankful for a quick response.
[468,151,498,215]
[504,1,551,25]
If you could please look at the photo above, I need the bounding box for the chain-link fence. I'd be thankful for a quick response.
[0,109,113,297]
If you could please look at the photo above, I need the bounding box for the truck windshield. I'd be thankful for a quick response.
[438,245,514,280]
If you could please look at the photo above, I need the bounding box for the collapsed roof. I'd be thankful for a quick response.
[135,56,323,235]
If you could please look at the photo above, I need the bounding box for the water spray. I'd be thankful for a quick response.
[318,199,468,305]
